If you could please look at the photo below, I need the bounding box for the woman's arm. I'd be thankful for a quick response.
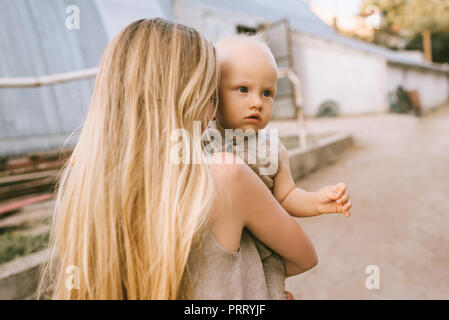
[212,152,318,276]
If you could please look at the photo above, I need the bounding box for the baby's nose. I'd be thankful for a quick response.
[250,97,263,110]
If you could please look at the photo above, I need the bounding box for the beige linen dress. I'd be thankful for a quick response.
[187,227,286,300]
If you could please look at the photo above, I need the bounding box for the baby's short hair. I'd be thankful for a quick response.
[214,33,275,63]
[215,33,270,50]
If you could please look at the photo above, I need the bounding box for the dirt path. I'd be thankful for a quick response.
[273,106,449,299]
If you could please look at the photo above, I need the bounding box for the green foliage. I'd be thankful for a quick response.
[361,0,406,31]
[406,31,449,64]
[361,0,449,36]
[360,0,449,63]
[0,231,50,264]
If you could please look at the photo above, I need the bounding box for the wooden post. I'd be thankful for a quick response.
[278,68,307,149]
[333,16,339,32]
[422,29,432,62]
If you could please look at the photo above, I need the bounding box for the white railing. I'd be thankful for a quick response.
[278,67,307,148]
[0,66,307,148]
[0,68,98,88]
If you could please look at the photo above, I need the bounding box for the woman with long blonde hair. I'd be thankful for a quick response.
[37,18,219,299]
[37,17,318,300]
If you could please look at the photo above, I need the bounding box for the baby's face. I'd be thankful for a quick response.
[217,42,277,133]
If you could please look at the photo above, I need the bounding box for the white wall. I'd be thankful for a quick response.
[387,65,449,113]
[291,32,389,117]
[172,0,264,42]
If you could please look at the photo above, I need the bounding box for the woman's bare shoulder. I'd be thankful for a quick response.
[209,151,271,229]
[210,152,245,183]
[208,152,247,253]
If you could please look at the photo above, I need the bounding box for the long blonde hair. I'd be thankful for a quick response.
[37,18,219,299]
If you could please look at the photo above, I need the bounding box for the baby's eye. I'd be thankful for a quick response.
[238,87,248,93]
[263,90,272,97]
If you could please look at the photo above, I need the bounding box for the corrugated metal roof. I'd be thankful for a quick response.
[0,0,108,157]
[95,0,172,39]
[182,0,336,37]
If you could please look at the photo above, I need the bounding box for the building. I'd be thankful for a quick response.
[1,0,448,156]
[0,0,108,157]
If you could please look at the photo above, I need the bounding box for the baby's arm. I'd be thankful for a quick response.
[273,143,352,218]
[272,144,321,217]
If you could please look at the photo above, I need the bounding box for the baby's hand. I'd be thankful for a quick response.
[285,290,295,300]
[315,182,352,217]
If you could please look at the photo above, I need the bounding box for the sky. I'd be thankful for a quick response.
[307,0,364,16]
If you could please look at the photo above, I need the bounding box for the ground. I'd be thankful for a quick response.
[269,105,449,299]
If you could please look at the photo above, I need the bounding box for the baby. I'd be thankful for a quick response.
[211,35,352,219]
[209,35,352,300]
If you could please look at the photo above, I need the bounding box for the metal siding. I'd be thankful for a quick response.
[0,0,108,157]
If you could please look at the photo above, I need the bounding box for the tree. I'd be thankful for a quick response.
[360,0,449,63]
[406,31,449,64]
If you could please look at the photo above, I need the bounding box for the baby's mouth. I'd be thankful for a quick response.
[243,118,261,125]
[244,113,262,121]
